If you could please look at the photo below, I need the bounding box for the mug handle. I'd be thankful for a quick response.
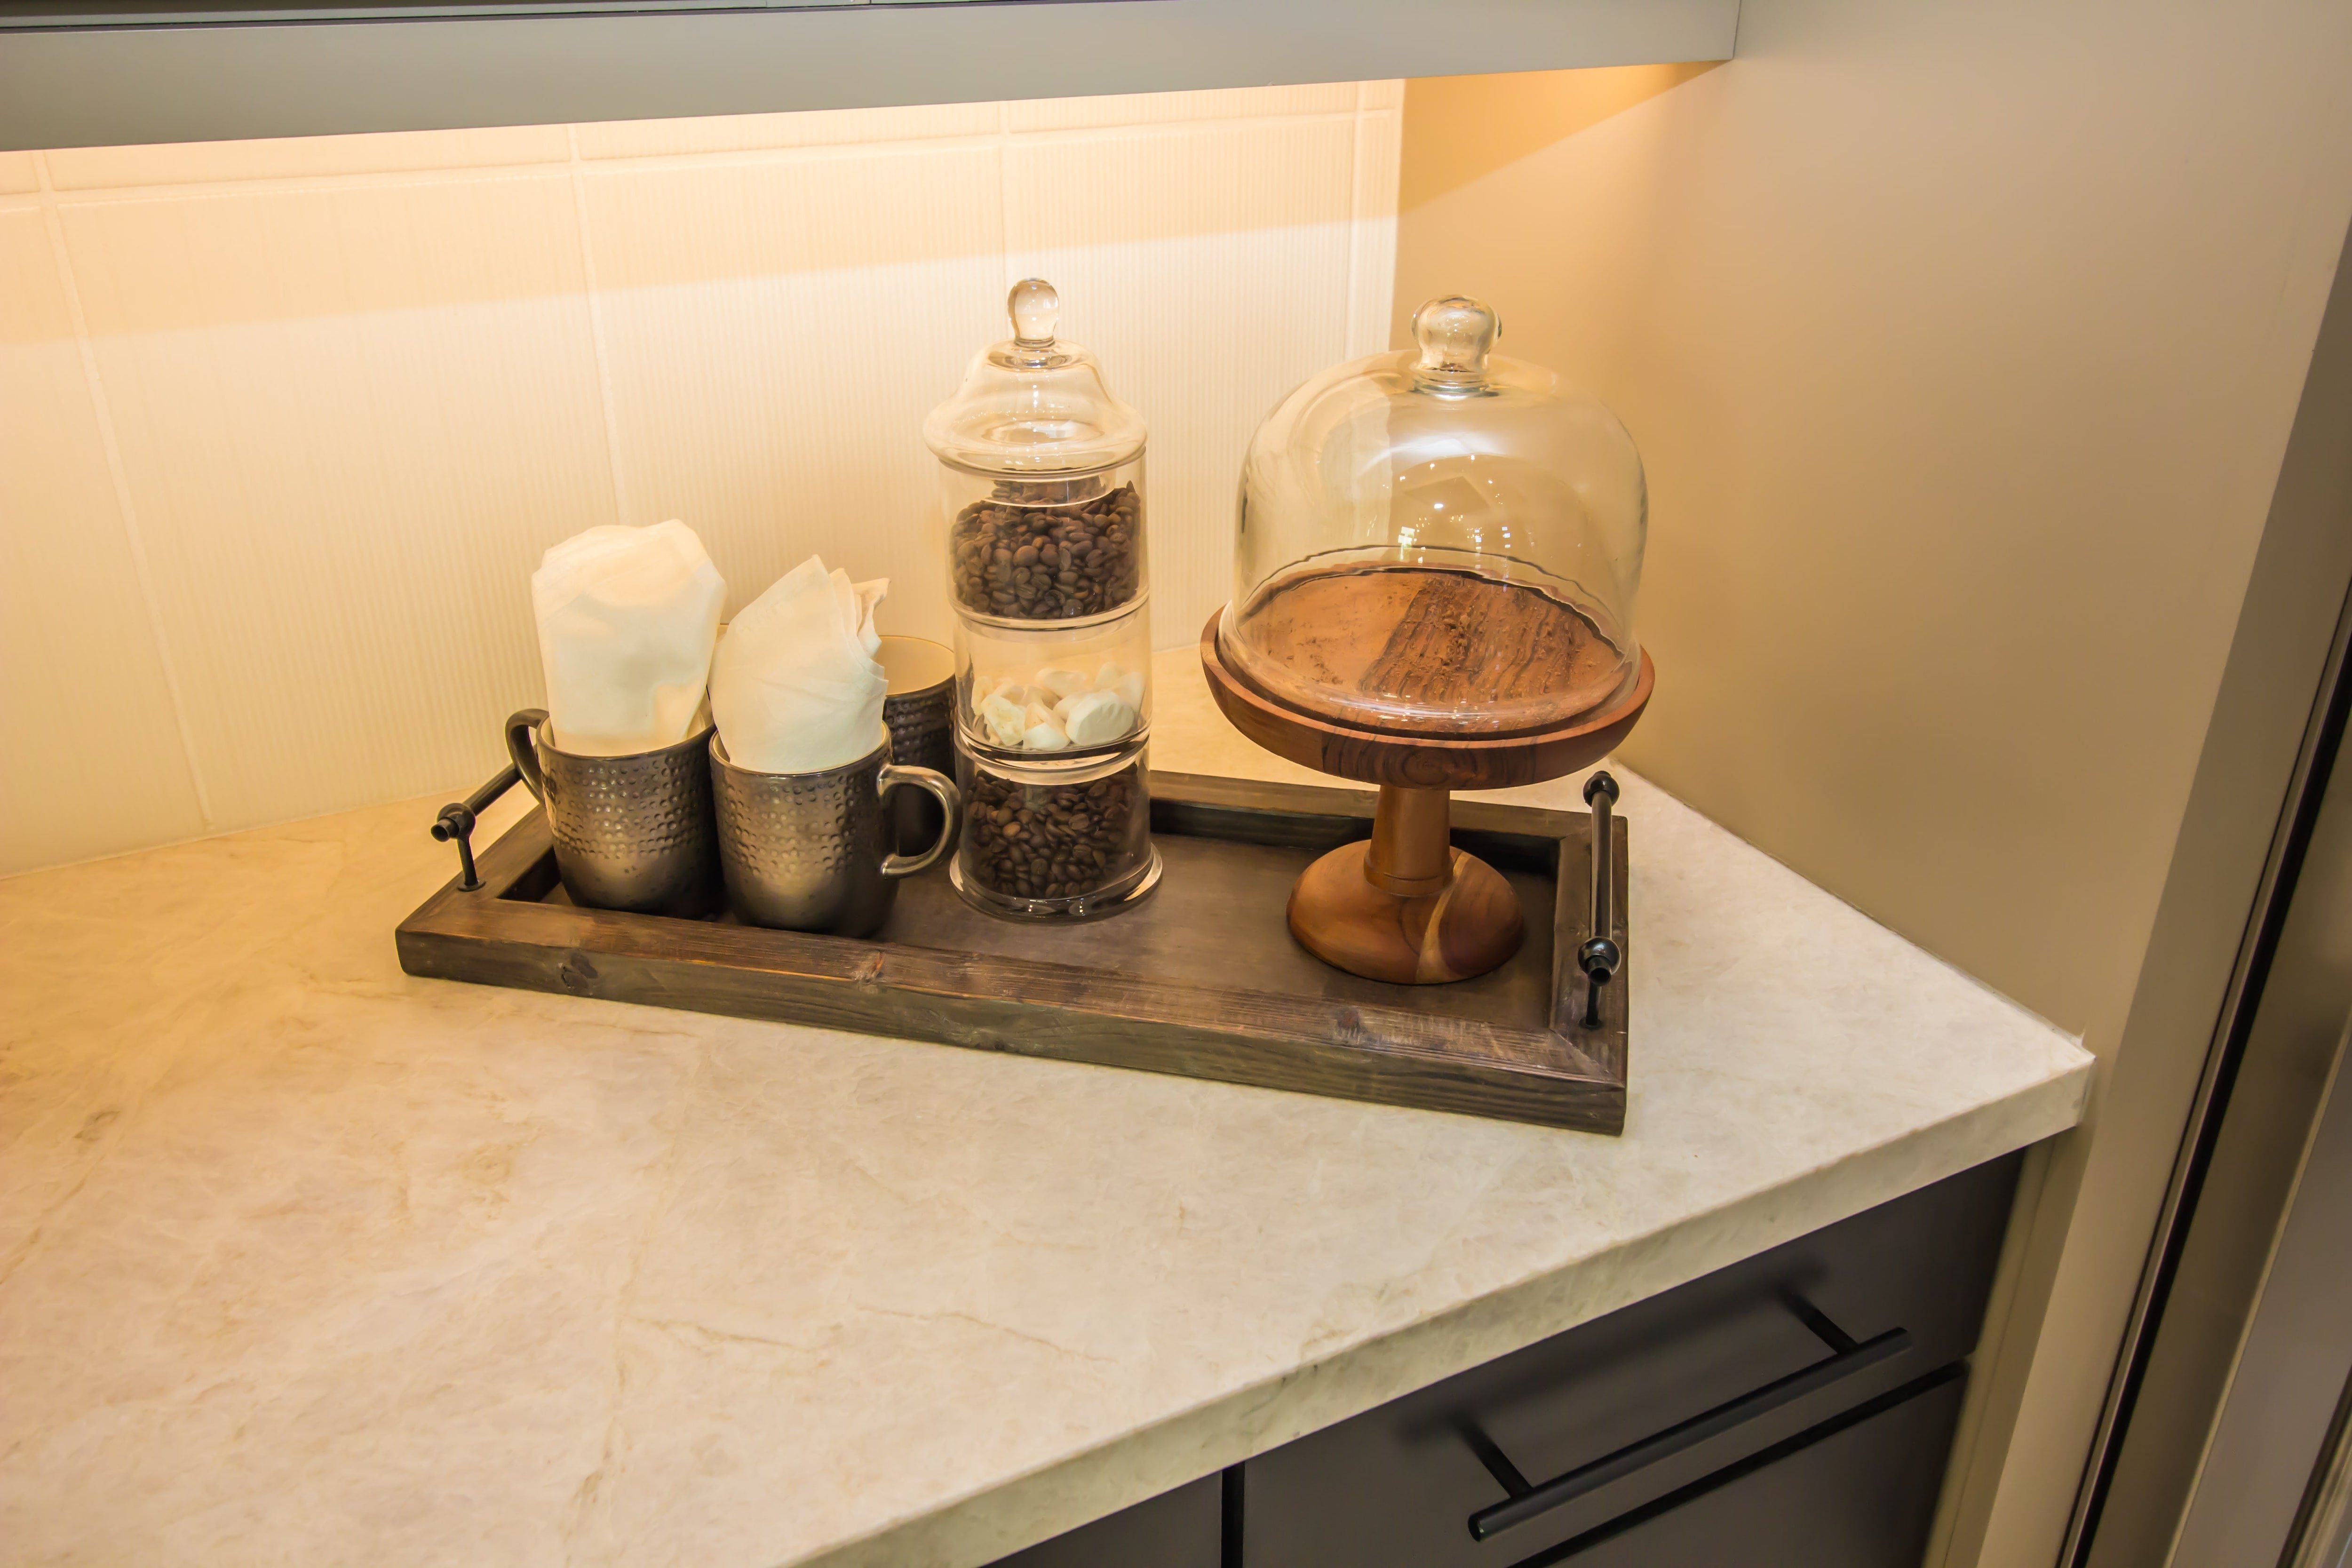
[877,764,961,878]
[505,708,549,804]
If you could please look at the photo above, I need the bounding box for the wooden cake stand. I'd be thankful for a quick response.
[1200,610,1654,985]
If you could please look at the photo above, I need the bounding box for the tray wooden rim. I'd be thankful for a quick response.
[395,770,1629,1133]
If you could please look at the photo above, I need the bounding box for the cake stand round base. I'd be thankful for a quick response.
[1287,835,1525,985]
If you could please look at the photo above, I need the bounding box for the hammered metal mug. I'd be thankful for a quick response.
[878,635,955,855]
[504,708,722,916]
[709,734,960,936]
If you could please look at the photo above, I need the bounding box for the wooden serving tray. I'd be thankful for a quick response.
[396,771,1630,1133]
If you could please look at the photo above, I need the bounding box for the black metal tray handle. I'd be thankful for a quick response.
[1577,772,1621,1027]
[1463,1295,1911,1542]
[430,762,524,891]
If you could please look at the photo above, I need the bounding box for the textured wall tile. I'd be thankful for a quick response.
[57,175,617,832]
[46,126,572,191]
[574,102,999,161]
[0,209,207,875]
[1006,118,1367,640]
[0,153,36,196]
[1352,108,1403,350]
[580,145,1003,637]
[1007,115,1358,250]
[62,175,592,335]
[1009,84,1360,131]
[580,142,1001,291]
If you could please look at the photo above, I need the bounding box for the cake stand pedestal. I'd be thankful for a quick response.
[1200,611,1654,985]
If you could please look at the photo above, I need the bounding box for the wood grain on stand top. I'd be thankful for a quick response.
[396,771,1630,1134]
[1232,565,1628,735]
[1201,610,1655,791]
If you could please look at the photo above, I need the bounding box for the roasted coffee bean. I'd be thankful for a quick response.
[949,483,1143,620]
[959,761,1147,905]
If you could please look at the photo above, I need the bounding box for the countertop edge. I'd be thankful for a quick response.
[807,1056,2094,1568]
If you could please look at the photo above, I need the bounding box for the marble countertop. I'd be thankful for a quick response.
[0,650,2091,1568]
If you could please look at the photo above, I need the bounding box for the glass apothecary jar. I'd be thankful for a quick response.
[955,604,1152,760]
[1219,295,1645,738]
[925,279,1150,626]
[930,279,1160,922]
[949,741,1160,919]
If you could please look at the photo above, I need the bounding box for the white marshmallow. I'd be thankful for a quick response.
[980,693,1029,748]
[1022,719,1070,751]
[1062,691,1137,747]
[1036,667,1093,700]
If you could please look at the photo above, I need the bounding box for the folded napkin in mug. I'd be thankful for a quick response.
[711,556,890,774]
[531,520,725,756]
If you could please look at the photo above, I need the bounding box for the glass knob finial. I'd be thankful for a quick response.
[1411,295,1500,378]
[1009,278,1059,347]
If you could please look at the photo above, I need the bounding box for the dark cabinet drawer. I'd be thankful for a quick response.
[988,1471,1222,1568]
[1240,1155,2018,1568]
[1540,1367,1968,1566]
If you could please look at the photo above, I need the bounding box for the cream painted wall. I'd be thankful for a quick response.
[1394,8,2352,1568]
[0,86,1400,876]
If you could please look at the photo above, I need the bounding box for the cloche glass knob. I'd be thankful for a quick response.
[1411,295,1500,390]
[1009,279,1060,347]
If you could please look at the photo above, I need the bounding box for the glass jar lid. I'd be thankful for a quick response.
[1219,295,1647,737]
[924,280,1147,475]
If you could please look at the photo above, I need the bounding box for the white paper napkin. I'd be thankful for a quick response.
[531,521,725,756]
[710,555,890,773]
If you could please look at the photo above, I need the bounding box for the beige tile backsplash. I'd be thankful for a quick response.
[43,124,577,191]
[0,209,210,873]
[570,101,1001,161]
[1005,82,1366,132]
[67,182,620,835]
[0,85,1400,875]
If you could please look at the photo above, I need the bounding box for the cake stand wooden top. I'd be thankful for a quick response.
[1199,609,1654,791]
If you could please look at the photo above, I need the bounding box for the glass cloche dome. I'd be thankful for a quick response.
[1219,295,1646,738]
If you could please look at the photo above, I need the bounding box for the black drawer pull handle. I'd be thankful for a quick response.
[1464,1300,1911,1542]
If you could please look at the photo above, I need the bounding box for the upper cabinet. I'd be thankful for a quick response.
[0,0,1740,151]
